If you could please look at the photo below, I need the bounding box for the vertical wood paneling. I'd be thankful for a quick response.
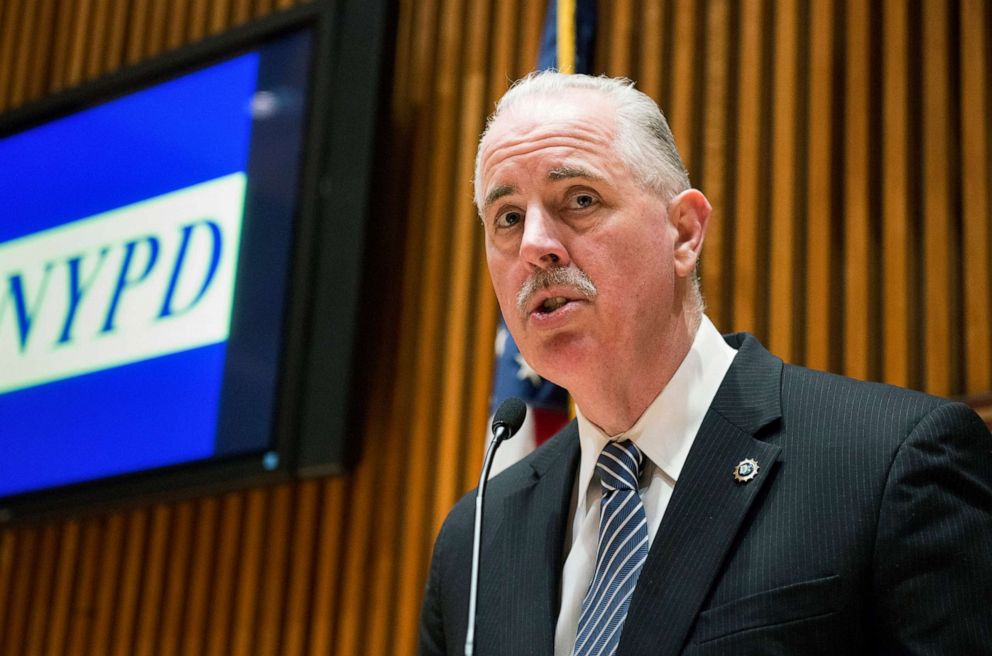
[203,493,243,656]
[103,0,131,78]
[922,0,954,397]
[307,478,348,655]
[22,525,58,655]
[280,479,319,656]
[1,1,990,655]
[232,0,253,27]
[207,1,231,36]
[146,0,170,57]
[82,0,111,82]
[361,1,429,651]
[882,0,912,388]
[255,0,276,19]
[109,510,148,656]
[187,0,211,42]
[386,0,444,649]
[25,0,57,102]
[180,497,219,655]
[65,521,102,656]
[605,0,635,76]
[700,0,731,330]
[638,0,665,101]
[46,0,75,91]
[464,255,500,494]
[7,0,37,107]
[423,0,469,539]
[44,520,82,656]
[364,399,407,656]
[0,530,15,652]
[668,1,698,172]
[805,0,835,372]
[731,0,764,336]
[517,0,550,129]
[1,528,36,655]
[435,0,492,520]
[167,0,191,49]
[156,502,194,656]
[417,0,496,640]
[844,0,871,380]
[768,0,799,362]
[961,0,992,391]
[380,2,444,651]
[133,505,170,656]
[332,377,380,654]
[255,484,292,656]
[88,513,124,655]
[125,0,152,65]
[230,488,266,656]
[0,0,23,110]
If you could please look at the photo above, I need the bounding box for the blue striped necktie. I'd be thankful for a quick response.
[572,440,649,656]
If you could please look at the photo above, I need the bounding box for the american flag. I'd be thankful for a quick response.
[489,319,570,475]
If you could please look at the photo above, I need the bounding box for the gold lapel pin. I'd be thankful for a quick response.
[733,458,760,483]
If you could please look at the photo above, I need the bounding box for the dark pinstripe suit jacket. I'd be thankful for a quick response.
[419,334,992,655]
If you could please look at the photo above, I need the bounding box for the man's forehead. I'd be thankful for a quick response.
[476,88,620,210]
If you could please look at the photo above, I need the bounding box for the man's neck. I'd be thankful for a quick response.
[570,315,699,436]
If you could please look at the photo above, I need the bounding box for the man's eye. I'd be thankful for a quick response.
[571,194,596,209]
[496,210,523,228]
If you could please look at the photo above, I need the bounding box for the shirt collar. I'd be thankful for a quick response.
[574,315,737,510]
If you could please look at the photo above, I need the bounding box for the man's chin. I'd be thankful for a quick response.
[524,339,594,388]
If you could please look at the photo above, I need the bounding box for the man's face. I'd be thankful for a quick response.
[478,90,685,390]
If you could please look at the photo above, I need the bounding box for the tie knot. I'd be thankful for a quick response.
[595,440,644,491]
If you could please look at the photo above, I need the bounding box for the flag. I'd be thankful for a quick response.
[488,0,596,476]
[489,319,571,474]
[537,0,597,75]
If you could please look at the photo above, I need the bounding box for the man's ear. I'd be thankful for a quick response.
[668,189,711,278]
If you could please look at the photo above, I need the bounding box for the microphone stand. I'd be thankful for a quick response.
[464,424,509,656]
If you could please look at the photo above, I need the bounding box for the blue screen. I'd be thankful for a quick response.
[0,55,258,244]
[0,32,309,499]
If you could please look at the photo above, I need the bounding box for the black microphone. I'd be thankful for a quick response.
[464,398,527,656]
[490,397,527,445]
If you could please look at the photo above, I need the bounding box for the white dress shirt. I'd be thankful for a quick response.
[553,316,737,655]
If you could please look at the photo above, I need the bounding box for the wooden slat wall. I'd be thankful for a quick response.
[0,0,990,654]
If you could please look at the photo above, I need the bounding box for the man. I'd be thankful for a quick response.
[419,72,992,655]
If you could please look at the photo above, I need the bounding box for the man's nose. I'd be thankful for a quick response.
[519,205,568,269]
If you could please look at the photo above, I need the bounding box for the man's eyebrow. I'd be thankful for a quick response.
[484,184,516,209]
[482,167,600,210]
[547,166,602,182]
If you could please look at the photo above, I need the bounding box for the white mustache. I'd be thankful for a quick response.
[516,266,598,314]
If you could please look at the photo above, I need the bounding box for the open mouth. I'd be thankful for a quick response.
[539,296,569,313]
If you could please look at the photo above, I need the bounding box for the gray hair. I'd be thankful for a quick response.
[473,71,691,214]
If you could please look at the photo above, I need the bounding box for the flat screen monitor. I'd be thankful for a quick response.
[0,3,387,521]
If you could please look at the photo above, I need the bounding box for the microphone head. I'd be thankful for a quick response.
[491,397,527,440]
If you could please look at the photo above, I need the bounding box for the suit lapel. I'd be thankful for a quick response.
[619,334,785,655]
[481,424,580,654]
